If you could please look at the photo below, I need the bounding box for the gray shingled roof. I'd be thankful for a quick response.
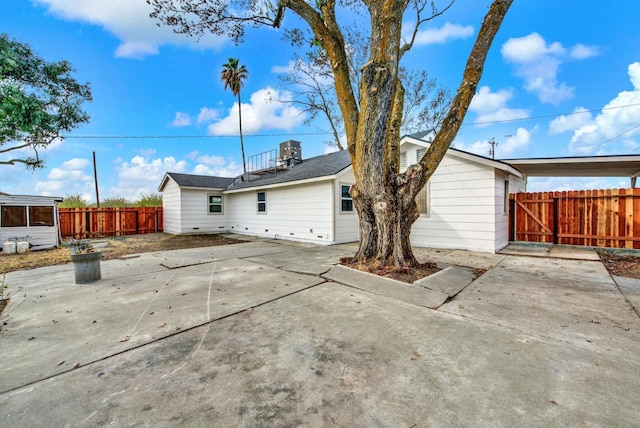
[226,150,352,190]
[167,173,235,189]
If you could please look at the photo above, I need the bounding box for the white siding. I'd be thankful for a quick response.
[226,181,335,244]
[0,195,61,248]
[494,173,527,250]
[178,189,230,234]
[334,169,359,244]
[402,144,500,253]
[161,178,182,234]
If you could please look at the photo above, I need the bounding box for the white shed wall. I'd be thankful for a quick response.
[226,180,335,244]
[0,195,61,248]
[161,179,182,234]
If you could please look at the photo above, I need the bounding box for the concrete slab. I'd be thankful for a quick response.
[0,257,323,394]
[499,243,602,261]
[437,249,505,269]
[2,240,640,426]
[613,275,640,316]
[322,265,449,309]
[414,266,476,297]
[440,256,640,356]
[548,246,601,261]
[244,245,347,276]
[1,284,639,427]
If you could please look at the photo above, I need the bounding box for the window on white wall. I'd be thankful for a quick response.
[417,148,426,161]
[340,184,353,212]
[257,192,266,213]
[1,205,27,227]
[416,182,429,215]
[208,194,223,214]
[400,152,407,170]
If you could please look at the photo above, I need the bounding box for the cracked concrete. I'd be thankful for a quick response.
[1,239,639,426]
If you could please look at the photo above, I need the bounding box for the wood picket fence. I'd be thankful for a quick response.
[58,207,163,239]
[509,188,640,249]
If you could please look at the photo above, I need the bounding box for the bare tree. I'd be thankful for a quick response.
[148,0,514,267]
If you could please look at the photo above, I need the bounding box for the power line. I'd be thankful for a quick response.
[465,102,640,127]
[575,122,640,155]
[60,102,640,140]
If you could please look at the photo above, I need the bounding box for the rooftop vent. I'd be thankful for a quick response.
[279,140,302,167]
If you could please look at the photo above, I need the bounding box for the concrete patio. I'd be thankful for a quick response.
[1,238,638,426]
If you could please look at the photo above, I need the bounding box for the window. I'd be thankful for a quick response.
[1,206,27,227]
[340,184,353,212]
[208,194,223,214]
[257,192,266,213]
[400,152,407,170]
[417,148,426,161]
[29,206,54,226]
[416,182,429,216]
[503,179,510,214]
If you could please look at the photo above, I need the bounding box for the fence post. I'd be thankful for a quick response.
[509,198,515,241]
[135,210,139,235]
[553,198,559,244]
[85,210,91,239]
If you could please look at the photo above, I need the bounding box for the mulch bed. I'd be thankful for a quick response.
[598,250,640,279]
[340,257,440,283]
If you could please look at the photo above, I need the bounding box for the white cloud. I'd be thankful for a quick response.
[500,128,531,156]
[271,61,296,74]
[32,0,228,58]
[567,62,640,154]
[549,107,592,135]
[110,155,188,200]
[197,107,220,125]
[469,86,529,127]
[406,21,474,46]
[570,43,600,60]
[192,159,242,177]
[205,87,306,135]
[501,33,599,104]
[34,157,93,196]
[526,177,629,192]
[170,112,192,127]
[454,128,531,158]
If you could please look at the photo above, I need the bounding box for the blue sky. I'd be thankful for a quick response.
[1,0,640,202]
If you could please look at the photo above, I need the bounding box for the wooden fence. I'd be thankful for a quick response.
[509,188,640,249]
[59,207,163,239]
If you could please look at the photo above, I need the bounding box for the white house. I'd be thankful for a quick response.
[159,135,526,253]
[158,142,359,245]
[0,192,64,250]
[401,132,525,252]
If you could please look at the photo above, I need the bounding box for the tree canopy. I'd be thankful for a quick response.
[0,34,92,169]
[148,0,513,267]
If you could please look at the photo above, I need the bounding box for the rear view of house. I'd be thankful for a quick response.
[159,134,526,253]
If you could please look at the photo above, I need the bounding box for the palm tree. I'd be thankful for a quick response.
[221,58,249,177]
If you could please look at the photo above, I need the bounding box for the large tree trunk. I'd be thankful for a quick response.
[350,0,513,266]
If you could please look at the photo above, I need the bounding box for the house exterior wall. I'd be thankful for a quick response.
[402,143,507,253]
[226,180,336,244]
[494,172,526,249]
[334,169,359,244]
[161,178,182,234]
[0,195,61,248]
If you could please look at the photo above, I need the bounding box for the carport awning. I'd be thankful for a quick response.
[503,155,640,179]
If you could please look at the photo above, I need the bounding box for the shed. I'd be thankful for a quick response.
[0,192,64,251]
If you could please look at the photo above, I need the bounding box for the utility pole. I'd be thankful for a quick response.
[93,151,100,208]
[488,138,498,159]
